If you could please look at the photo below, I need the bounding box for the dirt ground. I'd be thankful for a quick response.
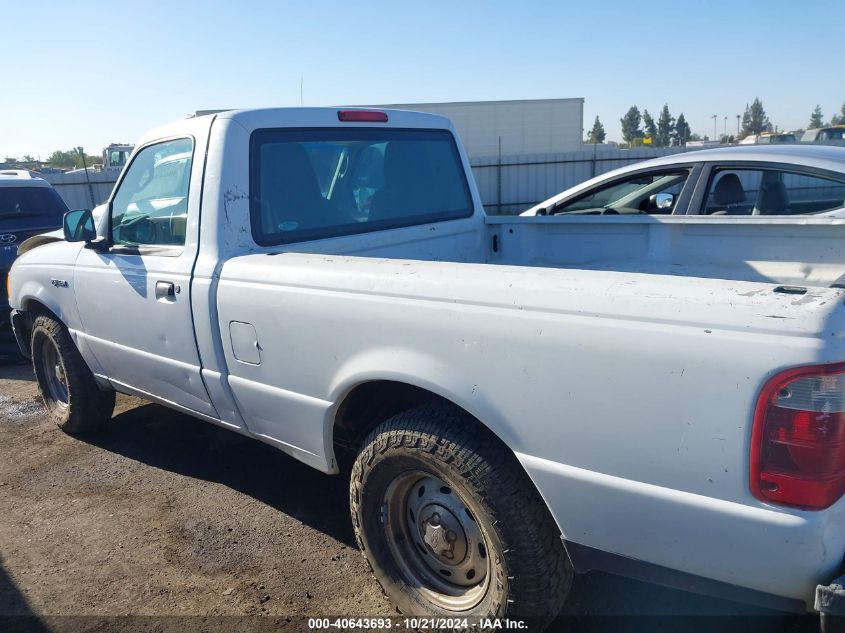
[0,332,820,633]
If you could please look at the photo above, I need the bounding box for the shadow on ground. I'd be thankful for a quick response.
[0,559,50,633]
[76,402,820,630]
[82,402,357,548]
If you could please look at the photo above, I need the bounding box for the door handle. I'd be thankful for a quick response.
[155,280,176,301]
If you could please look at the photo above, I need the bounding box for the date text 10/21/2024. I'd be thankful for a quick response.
[307,617,528,630]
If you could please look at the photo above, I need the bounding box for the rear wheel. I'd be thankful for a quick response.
[31,314,115,434]
[350,403,571,629]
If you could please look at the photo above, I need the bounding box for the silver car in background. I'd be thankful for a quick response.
[521,145,845,218]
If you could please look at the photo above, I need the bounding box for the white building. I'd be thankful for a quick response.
[378,98,584,160]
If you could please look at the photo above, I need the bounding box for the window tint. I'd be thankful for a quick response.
[110,138,193,247]
[703,167,845,216]
[552,170,688,215]
[250,128,473,245]
[0,186,68,223]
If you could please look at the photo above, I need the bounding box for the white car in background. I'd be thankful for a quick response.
[521,145,845,218]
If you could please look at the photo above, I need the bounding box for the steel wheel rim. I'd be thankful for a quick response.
[41,339,68,409]
[383,470,491,611]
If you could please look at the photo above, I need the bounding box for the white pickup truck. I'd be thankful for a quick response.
[8,108,845,629]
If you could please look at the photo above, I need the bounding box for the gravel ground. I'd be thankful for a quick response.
[0,331,820,633]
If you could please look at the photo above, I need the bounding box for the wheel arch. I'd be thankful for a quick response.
[330,376,521,467]
[17,294,105,379]
[14,296,62,356]
[328,373,571,545]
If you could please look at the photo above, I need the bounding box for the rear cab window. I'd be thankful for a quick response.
[249,128,474,246]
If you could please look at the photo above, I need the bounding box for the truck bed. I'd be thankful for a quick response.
[487,215,845,288]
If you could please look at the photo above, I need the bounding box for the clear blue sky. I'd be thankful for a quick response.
[2,0,843,158]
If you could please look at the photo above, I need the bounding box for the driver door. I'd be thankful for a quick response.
[73,136,217,417]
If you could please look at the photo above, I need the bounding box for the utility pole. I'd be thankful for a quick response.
[712,115,717,141]
[736,114,741,136]
[723,116,728,138]
[496,135,502,215]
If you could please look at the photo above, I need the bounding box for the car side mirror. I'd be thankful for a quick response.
[650,193,675,210]
[63,209,97,242]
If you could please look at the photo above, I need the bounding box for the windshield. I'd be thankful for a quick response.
[0,186,69,222]
[108,150,131,167]
[250,128,474,246]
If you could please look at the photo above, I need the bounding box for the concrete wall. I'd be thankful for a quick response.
[380,98,584,160]
[42,171,117,211]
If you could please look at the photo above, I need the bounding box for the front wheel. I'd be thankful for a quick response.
[31,314,115,434]
[350,404,571,628]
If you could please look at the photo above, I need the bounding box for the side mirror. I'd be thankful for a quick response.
[649,192,675,211]
[63,209,96,242]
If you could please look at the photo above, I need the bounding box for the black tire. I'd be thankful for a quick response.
[350,403,571,629]
[30,314,115,434]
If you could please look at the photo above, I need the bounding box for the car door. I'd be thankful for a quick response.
[689,162,845,217]
[73,136,217,417]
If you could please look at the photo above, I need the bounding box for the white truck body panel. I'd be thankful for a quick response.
[9,108,845,610]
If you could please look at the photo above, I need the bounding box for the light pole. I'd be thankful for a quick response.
[712,115,717,141]
[736,114,741,137]
[723,116,728,138]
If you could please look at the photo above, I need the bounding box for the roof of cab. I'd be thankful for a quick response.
[217,106,453,129]
[137,107,456,150]
[0,169,52,188]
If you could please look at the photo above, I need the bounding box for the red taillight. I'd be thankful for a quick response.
[751,362,845,509]
[337,110,388,123]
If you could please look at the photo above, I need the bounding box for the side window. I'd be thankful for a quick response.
[552,170,689,215]
[110,138,194,247]
[702,168,845,216]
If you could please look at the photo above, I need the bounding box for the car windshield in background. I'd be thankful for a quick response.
[250,128,474,246]
[0,186,69,222]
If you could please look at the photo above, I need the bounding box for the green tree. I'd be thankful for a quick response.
[587,116,606,144]
[620,106,642,145]
[46,149,100,169]
[21,154,35,163]
[831,101,845,126]
[674,113,691,146]
[3,156,19,164]
[656,104,675,147]
[47,150,78,168]
[740,98,772,138]
[642,109,657,142]
[809,104,824,129]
